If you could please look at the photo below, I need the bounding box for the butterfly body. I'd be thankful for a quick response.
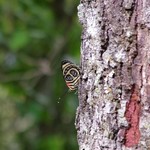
[61,60,80,91]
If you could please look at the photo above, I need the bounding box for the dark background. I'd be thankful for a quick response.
[0,0,81,149]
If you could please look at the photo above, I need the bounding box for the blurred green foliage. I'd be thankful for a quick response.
[0,0,81,150]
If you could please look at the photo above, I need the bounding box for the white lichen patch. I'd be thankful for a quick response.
[117,100,128,127]
[109,59,117,68]
[103,101,113,113]
[78,3,101,38]
[94,74,101,86]
[94,63,103,86]
[87,91,92,104]
[79,112,90,133]
[114,48,126,62]
[103,71,115,94]
[86,4,101,38]
[143,7,150,28]
[82,72,88,80]
[104,93,114,102]
[102,51,111,66]
[108,70,115,78]
[118,101,126,117]
[93,88,100,98]
[140,114,150,130]
[87,15,98,37]
[126,30,134,38]
[77,4,85,24]
[80,144,90,150]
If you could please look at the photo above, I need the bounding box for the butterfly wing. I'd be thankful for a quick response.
[61,60,80,91]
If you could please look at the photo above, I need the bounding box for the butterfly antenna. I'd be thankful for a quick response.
[57,88,69,103]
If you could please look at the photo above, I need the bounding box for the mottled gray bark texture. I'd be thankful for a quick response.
[75,0,150,150]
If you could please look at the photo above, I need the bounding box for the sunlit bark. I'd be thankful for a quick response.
[76,0,150,149]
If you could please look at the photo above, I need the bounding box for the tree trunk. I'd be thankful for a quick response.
[75,0,150,150]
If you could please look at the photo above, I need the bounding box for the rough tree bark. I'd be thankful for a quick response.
[75,0,150,150]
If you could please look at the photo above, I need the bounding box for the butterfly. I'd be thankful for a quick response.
[61,60,80,91]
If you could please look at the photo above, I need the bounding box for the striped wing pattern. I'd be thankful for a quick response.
[61,60,80,91]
